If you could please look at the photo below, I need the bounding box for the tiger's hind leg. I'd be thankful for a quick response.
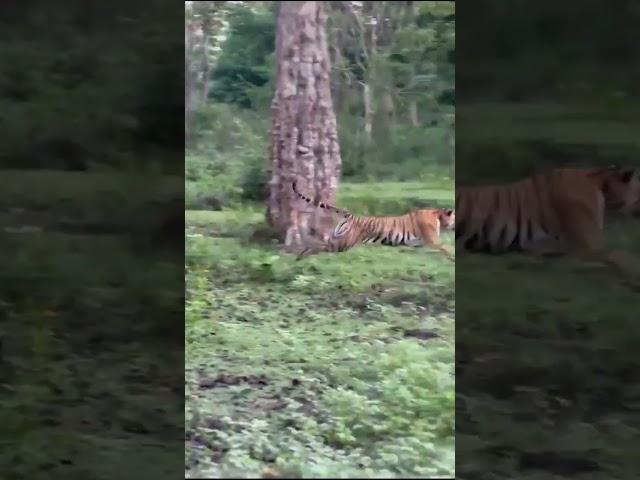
[571,248,640,292]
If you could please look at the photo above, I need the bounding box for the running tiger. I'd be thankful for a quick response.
[292,182,455,261]
[455,166,640,287]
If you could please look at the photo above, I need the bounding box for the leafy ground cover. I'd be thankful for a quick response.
[185,181,455,478]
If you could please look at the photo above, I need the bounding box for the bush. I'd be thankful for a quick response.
[240,162,268,202]
[186,104,270,208]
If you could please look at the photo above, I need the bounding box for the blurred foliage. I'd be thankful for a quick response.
[458,0,640,103]
[0,170,184,479]
[0,1,182,172]
[455,0,640,183]
[0,3,185,478]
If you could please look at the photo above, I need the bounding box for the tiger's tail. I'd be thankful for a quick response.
[292,182,351,217]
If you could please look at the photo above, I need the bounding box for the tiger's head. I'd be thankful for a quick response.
[598,167,640,215]
[439,208,455,231]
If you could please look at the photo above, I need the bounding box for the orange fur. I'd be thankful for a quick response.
[292,182,455,261]
[455,166,640,289]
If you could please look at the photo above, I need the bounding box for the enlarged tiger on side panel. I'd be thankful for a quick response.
[455,166,640,288]
[292,182,455,261]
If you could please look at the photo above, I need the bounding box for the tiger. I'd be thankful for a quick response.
[292,182,455,261]
[455,166,640,288]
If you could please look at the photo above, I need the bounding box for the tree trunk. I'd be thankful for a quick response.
[363,82,374,143]
[362,1,376,145]
[447,114,455,177]
[185,21,195,148]
[200,29,211,105]
[382,90,395,126]
[408,99,419,126]
[266,1,342,248]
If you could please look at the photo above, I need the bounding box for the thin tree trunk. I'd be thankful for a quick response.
[408,100,419,126]
[185,21,195,148]
[407,1,421,128]
[363,82,374,143]
[362,1,377,145]
[447,115,455,177]
[200,30,211,105]
[327,9,348,116]
[383,90,395,123]
[266,1,342,248]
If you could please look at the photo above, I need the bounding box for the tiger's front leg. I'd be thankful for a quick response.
[417,222,455,261]
[432,243,455,262]
[590,249,640,292]
[563,201,640,291]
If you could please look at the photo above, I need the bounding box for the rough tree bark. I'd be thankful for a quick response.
[266,1,342,249]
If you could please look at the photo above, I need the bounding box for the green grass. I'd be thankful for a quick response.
[337,181,454,215]
[185,182,455,478]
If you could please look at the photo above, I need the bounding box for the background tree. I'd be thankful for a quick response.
[185,7,196,147]
[185,1,228,148]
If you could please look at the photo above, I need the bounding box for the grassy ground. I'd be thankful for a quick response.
[456,101,640,479]
[456,218,640,479]
[185,181,455,478]
[1,170,183,479]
